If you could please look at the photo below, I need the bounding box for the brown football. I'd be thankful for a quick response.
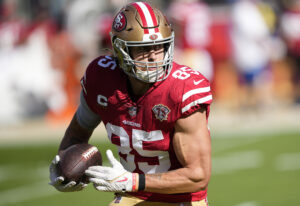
[57,143,102,183]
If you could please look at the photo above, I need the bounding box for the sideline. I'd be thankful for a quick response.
[0,120,107,146]
[0,106,300,146]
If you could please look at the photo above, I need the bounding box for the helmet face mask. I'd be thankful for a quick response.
[110,2,175,83]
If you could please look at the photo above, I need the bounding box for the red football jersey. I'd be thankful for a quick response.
[81,55,212,202]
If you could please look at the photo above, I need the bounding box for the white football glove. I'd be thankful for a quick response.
[49,155,87,192]
[85,150,138,192]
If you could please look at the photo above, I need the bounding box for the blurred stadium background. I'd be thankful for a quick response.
[0,0,300,205]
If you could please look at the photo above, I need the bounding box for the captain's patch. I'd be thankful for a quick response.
[152,104,170,121]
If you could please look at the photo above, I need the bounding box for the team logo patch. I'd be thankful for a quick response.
[113,12,127,32]
[152,104,170,121]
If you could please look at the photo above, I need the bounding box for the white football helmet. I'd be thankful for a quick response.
[110,2,174,83]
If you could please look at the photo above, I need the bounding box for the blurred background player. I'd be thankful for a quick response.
[0,0,299,126]
[167,0,214,82]
[49,2,212,205]
[230,0,273,109]
[280,0,300,103]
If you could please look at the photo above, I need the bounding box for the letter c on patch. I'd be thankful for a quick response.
[97,95,108,106]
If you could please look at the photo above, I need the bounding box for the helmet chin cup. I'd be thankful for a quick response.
[135,68,164,83]
[110,2,175,83]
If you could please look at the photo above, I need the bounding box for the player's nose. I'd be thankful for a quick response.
[148,48,157,62]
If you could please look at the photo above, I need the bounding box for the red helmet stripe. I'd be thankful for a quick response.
[132,2,149,34]
[132,2,159,35]
[144,2,159,33]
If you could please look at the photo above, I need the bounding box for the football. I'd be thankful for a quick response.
[57,143,102,183]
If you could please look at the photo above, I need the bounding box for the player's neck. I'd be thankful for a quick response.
[127,76,152,97]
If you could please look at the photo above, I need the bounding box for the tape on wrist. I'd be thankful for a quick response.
[138,174,145,191]
[132,173,138,192]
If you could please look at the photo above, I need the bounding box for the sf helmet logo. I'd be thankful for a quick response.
[149,34,158,40]
[113,12,127,32]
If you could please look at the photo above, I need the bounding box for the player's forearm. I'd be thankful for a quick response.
[144,166,210,194]
[58,114,93,151]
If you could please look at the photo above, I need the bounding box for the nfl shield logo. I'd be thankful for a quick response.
[152,104,170,121]
[128,106,137,117]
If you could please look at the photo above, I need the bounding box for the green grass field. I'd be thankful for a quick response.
[0,131,299,206]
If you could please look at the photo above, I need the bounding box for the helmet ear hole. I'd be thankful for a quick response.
[111,36,117,44]
[128,47,133,58]
[164,43,170,52]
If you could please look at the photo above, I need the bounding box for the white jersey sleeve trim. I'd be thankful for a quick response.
[80,79,87,95]
[182,86,211,102]
[181,95,213,113]
[76,90,101,130]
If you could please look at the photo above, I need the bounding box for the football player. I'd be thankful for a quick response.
[49,2,212,205]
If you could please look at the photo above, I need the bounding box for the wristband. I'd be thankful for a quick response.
[138,174,145,191]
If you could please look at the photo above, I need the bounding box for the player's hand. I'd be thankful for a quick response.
[49,155,87,192]
[85,150,138,192]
